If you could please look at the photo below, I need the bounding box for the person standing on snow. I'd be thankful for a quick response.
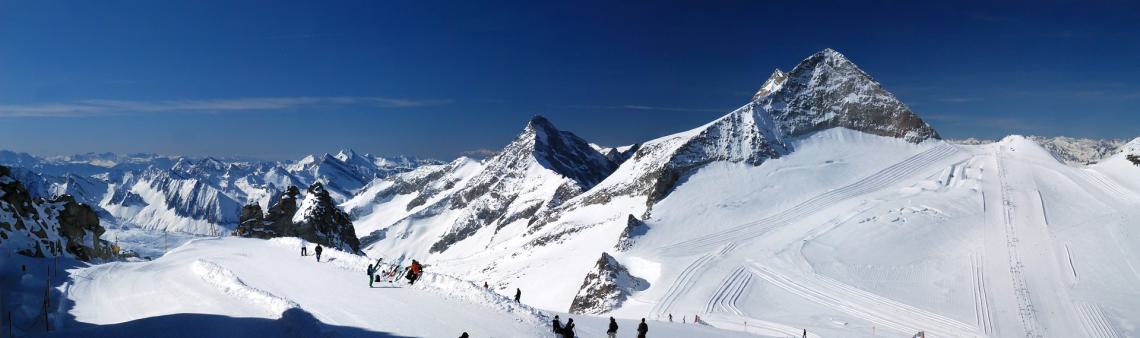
[300,239,308,256]
[552,315,563,337]
[561,318,575,338]
[459,332,469,338]
[606,317,619,338]
[314,244,323,262]
[367,263,377,288]
[637,318,648,338]
[515,288,522,303]
[484,281,489,289]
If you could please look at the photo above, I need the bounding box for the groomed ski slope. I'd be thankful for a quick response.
[60,237,755,338]
[606,131,1139,337]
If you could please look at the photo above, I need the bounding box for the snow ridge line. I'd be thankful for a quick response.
[749,262,980,337]
[995,149,1044,338]
[1075,302,1121,338]
[190,259,300,317]
[971,254,995,335]
[658,144,962,256]
[411,272,551,326]
[703,266,752,315]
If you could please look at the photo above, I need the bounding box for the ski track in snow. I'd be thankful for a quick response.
[1075,302,1122,338]
[703,266,752,315]
[971,254,996,336]
[1076,169,1133,203]
[700,266,819,338]
[658,144,962,257]
[995,149,1045,338]
[650,243,734,318]
[749,262,980,337]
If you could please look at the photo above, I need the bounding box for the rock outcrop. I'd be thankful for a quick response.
[569,252,646,314]
[235,183,361,253]
[0,165,114,261]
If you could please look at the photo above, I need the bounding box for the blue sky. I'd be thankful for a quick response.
[1,1,1138,160]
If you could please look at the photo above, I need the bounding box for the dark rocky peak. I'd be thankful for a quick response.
[512,115,617,188]
[235,182,360,253]
[757,48,939,142]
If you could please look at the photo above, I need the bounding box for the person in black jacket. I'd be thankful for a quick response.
[515,288,522,303]
[552,315,562,337]
[561,318,575,338]
[637,318,648,338]
[459,332,469,338]
[314,244,323,262]
[606,317,619,338]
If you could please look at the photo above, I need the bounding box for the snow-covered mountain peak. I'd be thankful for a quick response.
[505,115,617,188]
[756,48,939,142]
[752,69,788,100]
[333,149,359,162]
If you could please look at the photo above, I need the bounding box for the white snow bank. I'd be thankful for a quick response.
[190,259,299,317]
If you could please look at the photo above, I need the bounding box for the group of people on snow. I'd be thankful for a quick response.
[363,257,425,287]
[300,240,324,262]
[552,316,647,338]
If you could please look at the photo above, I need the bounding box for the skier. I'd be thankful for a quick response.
[694,314,701,324]
[407,260,423,285]
[514,288,522,303]
[314,244,323,262]
[668,313,673,322]
[300,239,308,256]
[637,318,648,338]
[606,317,619,338]
[484,281,489,289]
[803,329,809,338]
[561,318,575,338]
[459,332,469,338]
[552,315,562,337]
[367,263,377,288]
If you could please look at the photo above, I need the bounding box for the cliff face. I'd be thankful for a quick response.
[234,183,361,253]
[0,165,114,262]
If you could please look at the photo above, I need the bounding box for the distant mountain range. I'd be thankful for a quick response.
[0,148,440,235]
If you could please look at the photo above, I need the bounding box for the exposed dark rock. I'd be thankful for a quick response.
[757,48,939,142]
[569,252,646,314]
[1127,154,1140,166]
[615,214,647,251]
[0,165,114,262]
[234,183,361,253]
[429,116,616,253]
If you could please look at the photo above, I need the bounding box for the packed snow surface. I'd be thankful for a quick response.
[59,237,753,337]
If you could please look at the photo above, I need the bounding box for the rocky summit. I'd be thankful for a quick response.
[235,182,361,253]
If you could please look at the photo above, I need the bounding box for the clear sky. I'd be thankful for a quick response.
[1,1,1138,160]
